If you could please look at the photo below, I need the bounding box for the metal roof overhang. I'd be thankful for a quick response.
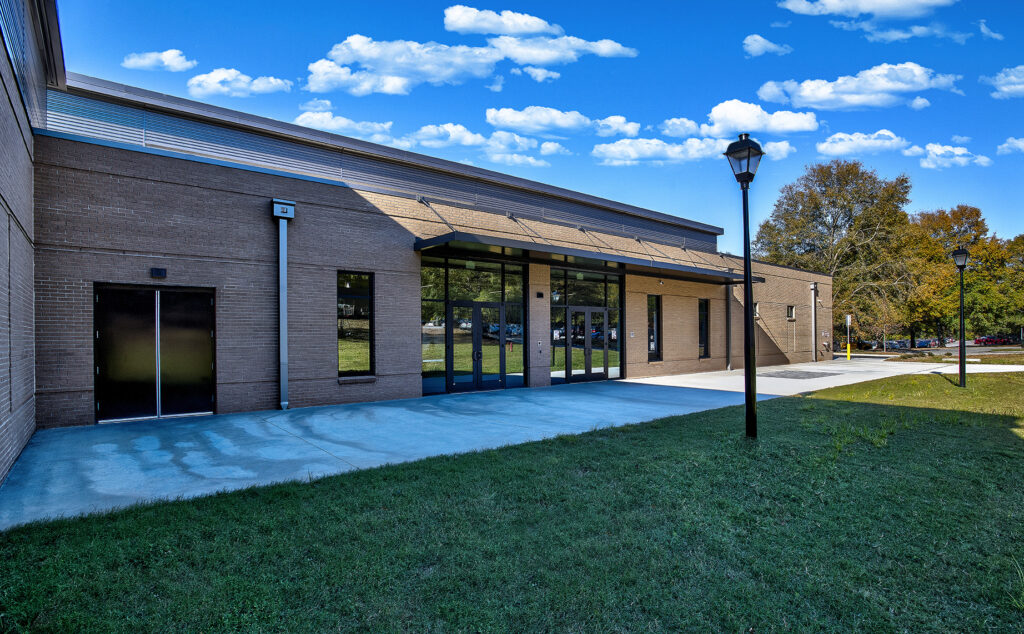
[414,232,752,285]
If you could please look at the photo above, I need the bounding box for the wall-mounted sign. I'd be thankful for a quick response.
[272,199,295,219]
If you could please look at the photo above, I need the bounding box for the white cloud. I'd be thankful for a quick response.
[540,141,571,155]
[778,0,958,19]
[408,123,488,148]
[659,117,699,137]
[187,68,292,98]
[299,98,333,112]
[830,20,971,44]
[997,137,1024,155]
[443,5,562,35]
[487,75,504,92]
[698,99,818,137]
[485,130,538,153]
[487,35,636,66]
[293,111,393,143]
[908,96,930,109]
[591,137,729,166]
[771,20,792,27]
[594,115,640,137]
[486,106,590,134]
[743,34,793,57]
[903,144,925,156]
[951,134,971,144]
[517,66,561,82]
[919,143,991,168]
[764,140,797,160]
[306,59,413,95]
[979,19,1004,40]
[488,153,550,167]
[122,49,197,72]
[981,65,1024,99]
[815,129,911,155]
[759,61,961,109]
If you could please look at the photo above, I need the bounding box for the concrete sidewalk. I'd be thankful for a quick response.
[0,381,754,530]
[3,359,1021,530]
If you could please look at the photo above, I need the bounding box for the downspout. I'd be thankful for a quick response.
[273,199,296,409]
[725,284,732,371]
[810,282,818,362]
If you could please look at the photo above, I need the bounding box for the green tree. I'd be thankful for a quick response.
[753,160,913,335]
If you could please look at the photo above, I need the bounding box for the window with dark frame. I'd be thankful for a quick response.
[787,305,795,320]
[647,295,661,361]
[698,298,710,359]
[338,272,374,377]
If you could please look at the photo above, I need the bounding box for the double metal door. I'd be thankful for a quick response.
[446,301,505,391]
[567,307,609,382]
[94,286,215,422]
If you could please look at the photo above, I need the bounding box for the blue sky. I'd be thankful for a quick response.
[57,0,1023,253]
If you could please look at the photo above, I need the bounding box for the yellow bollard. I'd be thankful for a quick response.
[846,342,851,360]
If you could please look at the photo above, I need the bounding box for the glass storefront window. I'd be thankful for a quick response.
[338,272,373,376]
[448,259,502,302]
[567,271,605,306]
[504,264,523,303]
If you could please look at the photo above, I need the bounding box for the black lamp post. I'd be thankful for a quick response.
[952,245,969,388]
[724,133,764,438]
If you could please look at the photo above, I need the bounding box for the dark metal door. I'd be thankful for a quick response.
[94,286,214,422]
[159,290,215,416]
[567,307,608,383]
[95,288,158,420]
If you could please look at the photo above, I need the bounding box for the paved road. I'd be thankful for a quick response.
[2,358,1021,530]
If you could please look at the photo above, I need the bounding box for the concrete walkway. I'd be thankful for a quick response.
[3,358,1022,530]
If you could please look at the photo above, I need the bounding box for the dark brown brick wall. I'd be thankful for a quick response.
[34,136,422,427]
[0,38,37,483]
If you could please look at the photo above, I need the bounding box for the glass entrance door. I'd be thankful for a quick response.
[446,301,506,391]
[567,307,609,382]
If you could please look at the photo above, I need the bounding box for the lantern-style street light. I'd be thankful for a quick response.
[952,246,969,388]
[725,133,764,438]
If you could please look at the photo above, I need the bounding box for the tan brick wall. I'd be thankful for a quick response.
[0,35,37,483]
[527,262,550,387]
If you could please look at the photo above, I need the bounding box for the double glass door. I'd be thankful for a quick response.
[568,307,610,381]
[446,301,506,391]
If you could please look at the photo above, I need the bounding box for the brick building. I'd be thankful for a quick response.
[0,1,832,483]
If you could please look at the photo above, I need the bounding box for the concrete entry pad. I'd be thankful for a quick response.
[0,381,758,530]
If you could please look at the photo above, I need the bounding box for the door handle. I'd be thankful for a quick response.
[472,350,482,361]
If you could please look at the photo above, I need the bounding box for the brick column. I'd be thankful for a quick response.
[527,262,550,387]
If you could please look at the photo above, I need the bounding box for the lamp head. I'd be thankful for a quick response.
[724,133,764,185]
[952,246,969,269]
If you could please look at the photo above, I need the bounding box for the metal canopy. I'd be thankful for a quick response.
[414,232,751,285]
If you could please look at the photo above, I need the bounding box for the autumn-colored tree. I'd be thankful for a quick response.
[753,160,912,334]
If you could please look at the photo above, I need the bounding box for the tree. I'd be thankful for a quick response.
[753,160,913,335]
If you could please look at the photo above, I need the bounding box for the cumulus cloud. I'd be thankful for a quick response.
[919,143,991,168]
[815,129,911,155]
[306,18,634,97]
[830,20,971,44]
[659,117,699,137]
[299,98,333,112]
[903,144,925,156]
[698,99,818,137]
[997,137,1024,155]
[594,115,640,137]
[408,123,488,148]
[743,34,793,57]
[511,66,561,82]
[540,141,571,155]
[951,134,971,144]
[981,65,1024,99]
[487,75,504,92]
[777,0,958,19]
[187,68,292,98]
[908,96,930,109]
[764,140,797,160]
[486,105,637,137]
[293,111,394,143]
[488,153,550,167]
[758,61,961,109]
[122,49,197,72]
[443,5,562,35]
[591,137,730,166]
[979,19,1004,40]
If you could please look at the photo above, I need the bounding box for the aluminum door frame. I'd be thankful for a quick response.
[565,306,609,382]
[444,300,506,392]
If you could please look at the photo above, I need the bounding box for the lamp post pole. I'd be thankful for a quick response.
[724,133,763,440]
[958,264,966,388]
[741,181,757,438]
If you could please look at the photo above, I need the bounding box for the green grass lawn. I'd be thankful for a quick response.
[3,374,1024,630]
[892,352,1024,365]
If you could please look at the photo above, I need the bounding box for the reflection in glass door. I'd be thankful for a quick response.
[446,301,506,391]
[567,307,608,382]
